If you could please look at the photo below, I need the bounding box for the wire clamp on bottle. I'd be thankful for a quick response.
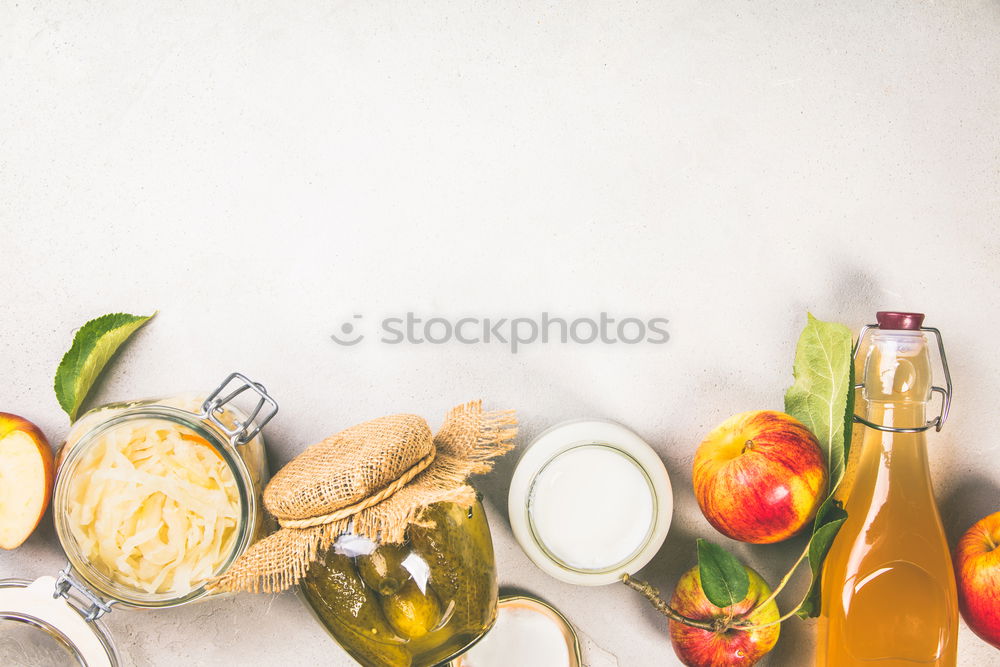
[852,324,952,434]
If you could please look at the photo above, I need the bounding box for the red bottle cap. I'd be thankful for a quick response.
[876,311,925,330]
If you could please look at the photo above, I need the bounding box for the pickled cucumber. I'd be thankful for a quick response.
[408,501,498,633]
[357,543,412,596]
[302,499,498,667]
[301,551,410,666]
[382,579,443,639]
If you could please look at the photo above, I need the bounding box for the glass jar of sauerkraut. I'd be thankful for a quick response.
[0,373,278,667]
[52,373,277,609]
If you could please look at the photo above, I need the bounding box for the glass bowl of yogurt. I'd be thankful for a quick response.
[508,419,672,586]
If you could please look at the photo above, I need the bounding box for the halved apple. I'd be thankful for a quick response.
[0,413,54,549]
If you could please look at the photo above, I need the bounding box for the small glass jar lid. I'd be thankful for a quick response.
[454,595,581,667]
[508,420,672,585]
[0,576,118,666]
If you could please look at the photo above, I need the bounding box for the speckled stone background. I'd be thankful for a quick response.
[3,2,1000,665]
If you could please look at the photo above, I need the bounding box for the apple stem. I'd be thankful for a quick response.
[735,605,802,632]
[621,574,719,632]
[749,537,811,614]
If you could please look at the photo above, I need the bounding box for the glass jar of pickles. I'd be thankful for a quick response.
[214,402,516,667]
[303,499,498,667]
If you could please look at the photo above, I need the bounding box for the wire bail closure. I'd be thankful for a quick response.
[852,325,953,434]
[53,564,117,622]
[200,372,279,445]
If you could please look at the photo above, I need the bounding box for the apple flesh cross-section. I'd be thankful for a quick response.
[0,413,54,550]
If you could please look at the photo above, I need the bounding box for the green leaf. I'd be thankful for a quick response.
[697,538,750,609]
[784,313,855,618]
[784,313,854,491]
[795,498,848,618]
[842,354,855,479]
[54,312,155,420]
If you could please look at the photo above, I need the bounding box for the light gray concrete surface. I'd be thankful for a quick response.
[2,2,1000,665]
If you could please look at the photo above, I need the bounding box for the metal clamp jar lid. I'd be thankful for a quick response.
[0,373,277,667]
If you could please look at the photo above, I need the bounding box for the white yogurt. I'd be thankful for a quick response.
[509,420,672,585]
[528,445,655,571]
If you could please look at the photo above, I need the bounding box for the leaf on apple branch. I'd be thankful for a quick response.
[697,538,749,609]
[784,313,854,489]
[782,313,855,618]
[620,540,752,634]
[795,499,848,618]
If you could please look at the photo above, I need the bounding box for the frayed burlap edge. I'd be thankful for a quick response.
[210,401,516,593]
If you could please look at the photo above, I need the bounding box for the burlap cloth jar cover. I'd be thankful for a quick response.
[213,401,516,593]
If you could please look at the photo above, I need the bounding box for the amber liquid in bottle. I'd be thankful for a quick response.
[817,328,957,666]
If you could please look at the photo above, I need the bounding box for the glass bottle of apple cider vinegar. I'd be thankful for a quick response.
[817,312,957,667]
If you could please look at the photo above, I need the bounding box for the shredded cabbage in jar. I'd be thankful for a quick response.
[65,420,241,595]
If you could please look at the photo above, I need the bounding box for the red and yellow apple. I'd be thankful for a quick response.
[956,511,1000,649]
[693,410,827,544]
[669,564,780,667]
[0,413,54,549]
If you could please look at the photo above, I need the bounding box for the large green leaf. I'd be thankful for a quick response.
[54,312,155,420]
[795,499,848,618]
[697,538,749,609]
[784,313,854,490]
[784,313,855,618]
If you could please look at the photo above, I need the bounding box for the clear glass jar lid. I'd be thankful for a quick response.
[453,595,582,667]
[0,577,118,667]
